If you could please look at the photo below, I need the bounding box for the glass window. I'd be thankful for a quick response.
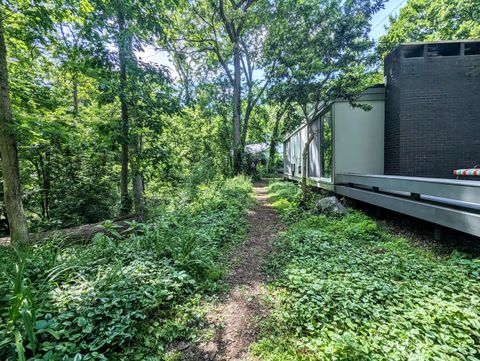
[320,110,333,179]
[308,118,321,178]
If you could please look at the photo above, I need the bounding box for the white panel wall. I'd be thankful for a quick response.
[285,130,298,176]
[290,132,298,176]
[333,100,385,176]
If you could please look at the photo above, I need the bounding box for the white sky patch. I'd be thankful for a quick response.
[136,45,179,79]
[369,0,406,41]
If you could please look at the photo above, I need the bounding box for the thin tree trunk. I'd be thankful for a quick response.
[117,7,131,215]
[240,101,252,156]
[268,107,286,172]
[130,108,146,218]
[44,150,50,219]
[301,124,315,206]
[31,157,47,219]
[37,151,50,220]
[232,42,242,174]
[0,20,29,244]
[132,171,145,217]
[240,85,268,152]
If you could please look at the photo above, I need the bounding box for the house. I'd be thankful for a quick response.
[284,86,385,190]
[283,39,480,237]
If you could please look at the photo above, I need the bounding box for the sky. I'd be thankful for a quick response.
[370,0,407,40]
[137,0,407,77]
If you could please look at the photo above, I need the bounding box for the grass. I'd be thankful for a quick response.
[253,181,480,360]
[0,176,253,361]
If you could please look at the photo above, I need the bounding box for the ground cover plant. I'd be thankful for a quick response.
[253,181,480,360]
[0,176,252,361]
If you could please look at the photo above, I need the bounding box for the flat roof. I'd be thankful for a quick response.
[401,39,480,46]
[386,39,480,58]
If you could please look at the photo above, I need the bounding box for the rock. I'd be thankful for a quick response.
[315,196,347,215]
[177,341,189,351]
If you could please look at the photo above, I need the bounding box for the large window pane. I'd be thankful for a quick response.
[321,110,333,179]
[308,118,321,178]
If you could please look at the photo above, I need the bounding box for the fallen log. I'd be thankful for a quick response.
[0,215,138,247]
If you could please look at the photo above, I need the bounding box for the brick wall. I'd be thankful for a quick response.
[384,42,480,179]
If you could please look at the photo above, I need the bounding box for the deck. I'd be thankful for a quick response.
[335,174,480,237]
[285,173,480,237]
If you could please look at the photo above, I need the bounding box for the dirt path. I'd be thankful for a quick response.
[181,181,282,361]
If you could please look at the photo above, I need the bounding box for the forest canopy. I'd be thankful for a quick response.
[0,0,383,242]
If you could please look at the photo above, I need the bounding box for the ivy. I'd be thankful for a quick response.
[254,181,480,360]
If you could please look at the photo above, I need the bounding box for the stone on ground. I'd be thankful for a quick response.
[315,196,347,215]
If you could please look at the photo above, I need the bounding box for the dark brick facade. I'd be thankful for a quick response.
[384,41,480,179]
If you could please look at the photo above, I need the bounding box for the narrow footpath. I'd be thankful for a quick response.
[182,181,282,361]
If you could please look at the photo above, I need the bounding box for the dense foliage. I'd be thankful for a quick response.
[0,176,252,360]
[253,182,480,360]
[1,0,477,358]
[1,0,477,239]
[0,0,390,242]
[379,0,480,55]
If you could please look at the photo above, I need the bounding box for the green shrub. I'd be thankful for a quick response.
[0,176,252,360]
[268,181,304,223]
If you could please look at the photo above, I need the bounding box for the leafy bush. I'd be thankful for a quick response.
[267,181,303,222]
[0,176,252,360]
[254,181,480,360]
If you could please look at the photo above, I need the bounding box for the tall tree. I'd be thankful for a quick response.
[116,2,133,215]
[264,0,384,203]
[379,0,480,55]
[85,0,176,215]
[0,0,68,242]
[0,17,29,243]
[172,0,268,174]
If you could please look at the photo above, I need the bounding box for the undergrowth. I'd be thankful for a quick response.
[0,176,252,361]
[253,181,480,360]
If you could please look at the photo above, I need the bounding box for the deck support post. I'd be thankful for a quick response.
[434,225,447,241]
[375,207,385,219]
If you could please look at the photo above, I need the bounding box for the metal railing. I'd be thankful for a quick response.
[334,173,480,237]
[335,173,480,204]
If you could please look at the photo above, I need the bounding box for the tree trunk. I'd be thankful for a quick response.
[268,107,286,172]
[0,20,29,244]
[301,125,315,206]
[44,150,50,219]
[130,108,146,218]
[240,99,252,153]
[117,7,131,215]
[232,42,242,174]
[132,171,145,218]
[37,150,50,220]
[32,158,46,218]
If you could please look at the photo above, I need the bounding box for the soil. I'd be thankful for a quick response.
[180,181,282,361]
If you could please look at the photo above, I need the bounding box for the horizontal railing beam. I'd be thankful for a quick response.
[335,185,480,237]
[335,173,480,204]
